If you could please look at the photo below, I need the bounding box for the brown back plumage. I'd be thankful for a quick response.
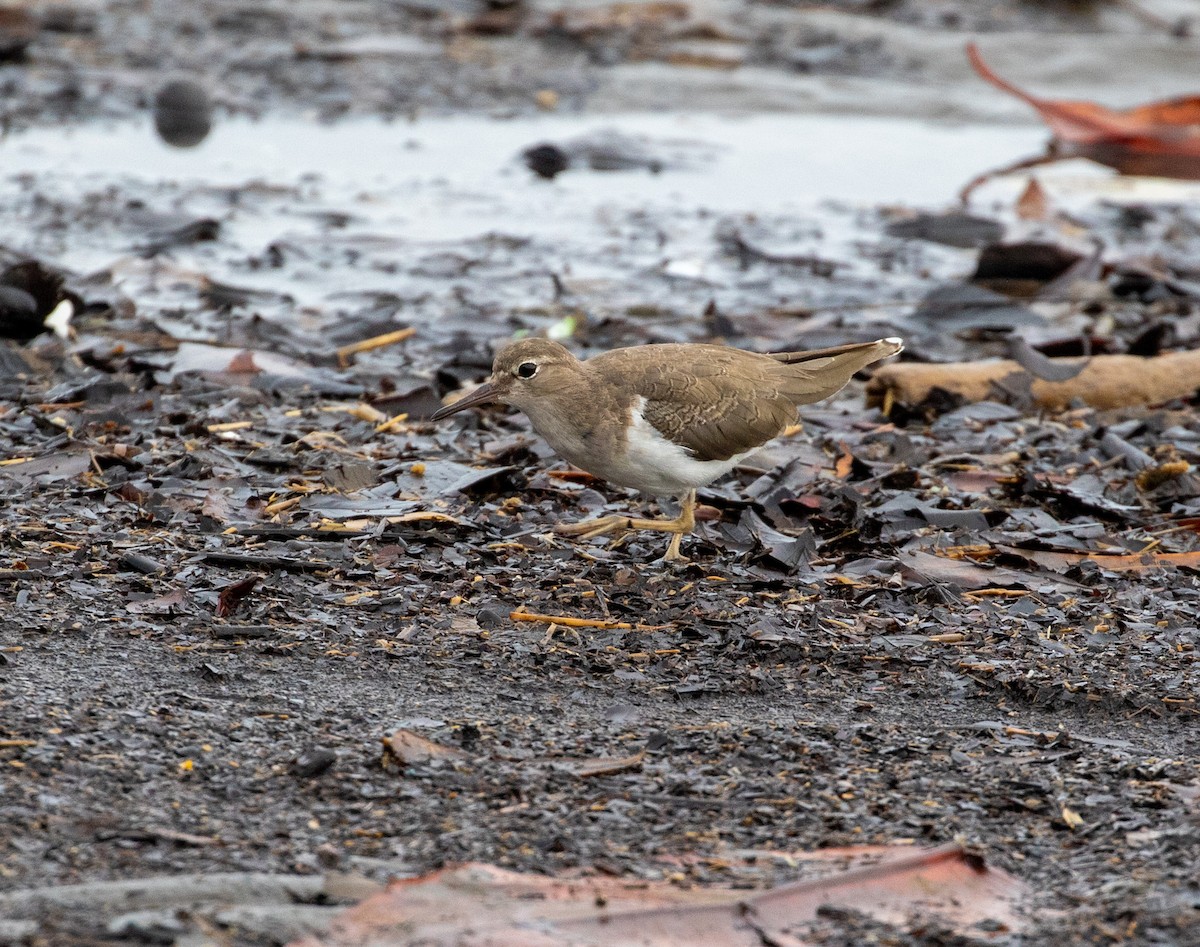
[590,338,902,462]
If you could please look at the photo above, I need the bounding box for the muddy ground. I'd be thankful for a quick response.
[2,1,1200,945]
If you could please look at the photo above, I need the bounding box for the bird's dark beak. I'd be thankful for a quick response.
[429,381,500,421]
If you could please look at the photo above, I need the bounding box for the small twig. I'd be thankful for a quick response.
[375,412,410,434]
[510,610,670,631]
[1116,0,1190,35]
[336,327,416,367]
[201,552,331,573]
[541,623,582,648]
[572,749,647,778]
[210,625,279,640]
[959,149,1063,205]
[263,496,302,516]
[320,402,389,424]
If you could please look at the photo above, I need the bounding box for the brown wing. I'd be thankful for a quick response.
[589,340,902,463]
[590,344,803,462]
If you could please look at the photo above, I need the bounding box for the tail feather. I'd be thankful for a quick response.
[772,337,903,405]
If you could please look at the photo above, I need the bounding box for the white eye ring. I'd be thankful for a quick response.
[516,361,538,379]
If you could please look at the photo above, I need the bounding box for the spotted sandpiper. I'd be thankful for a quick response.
[431,336,903,559]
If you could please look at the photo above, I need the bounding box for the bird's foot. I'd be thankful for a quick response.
[555,514,634,541]
[557,490,698,561]
[556,512,689,542]
[661,531,688,563]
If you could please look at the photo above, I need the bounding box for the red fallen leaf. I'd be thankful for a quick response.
[896,548,1031,591]
[693,503,722,523]
[226,350,259,374]
[541,1,690,38]
[544,467,601,483]
[165,342,314,381]
[558,749,646,778]
[996,545,1200,575]
[216,576,258,618]
[1015,177,1049,221]
[944,469,1013,494]
[968,42,1200,178]
[126,588,188,615]
[382,729,466,766]
[200,490,235,523]
[295,844,1029,946]
[834,443,854,479]
[112,482,147,505]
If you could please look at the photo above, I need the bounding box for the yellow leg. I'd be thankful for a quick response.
[557,491,696,561]
[661,490,696,561]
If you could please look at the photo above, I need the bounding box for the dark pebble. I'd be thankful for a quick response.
[154,79,213,148]
[119,551,166,574]
[0,285,42,340]
[293,748,338,778]
[523,143,569,179]
[475,603,511,630]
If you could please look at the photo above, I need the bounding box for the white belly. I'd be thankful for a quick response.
[599,400,748,496]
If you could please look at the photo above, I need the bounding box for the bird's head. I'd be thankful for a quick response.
[430,338,581,421]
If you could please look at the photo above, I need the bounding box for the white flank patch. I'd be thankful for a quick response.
[612,397,749,496]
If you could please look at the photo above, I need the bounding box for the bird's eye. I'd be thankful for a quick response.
[516,361,538,379]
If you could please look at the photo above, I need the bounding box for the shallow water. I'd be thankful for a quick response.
[5,112,1050,208]
[4,110,1196,343]
[1,112,1047,256]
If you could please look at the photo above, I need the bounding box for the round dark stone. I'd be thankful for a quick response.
[154,79,213,148]
[523,143,570,179]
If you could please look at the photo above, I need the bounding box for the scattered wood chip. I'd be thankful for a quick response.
[386,511,471,527]
[1136,461,1191,492]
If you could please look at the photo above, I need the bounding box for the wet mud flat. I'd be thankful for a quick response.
[2,2,1200,945]
[2,133,1199,943]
